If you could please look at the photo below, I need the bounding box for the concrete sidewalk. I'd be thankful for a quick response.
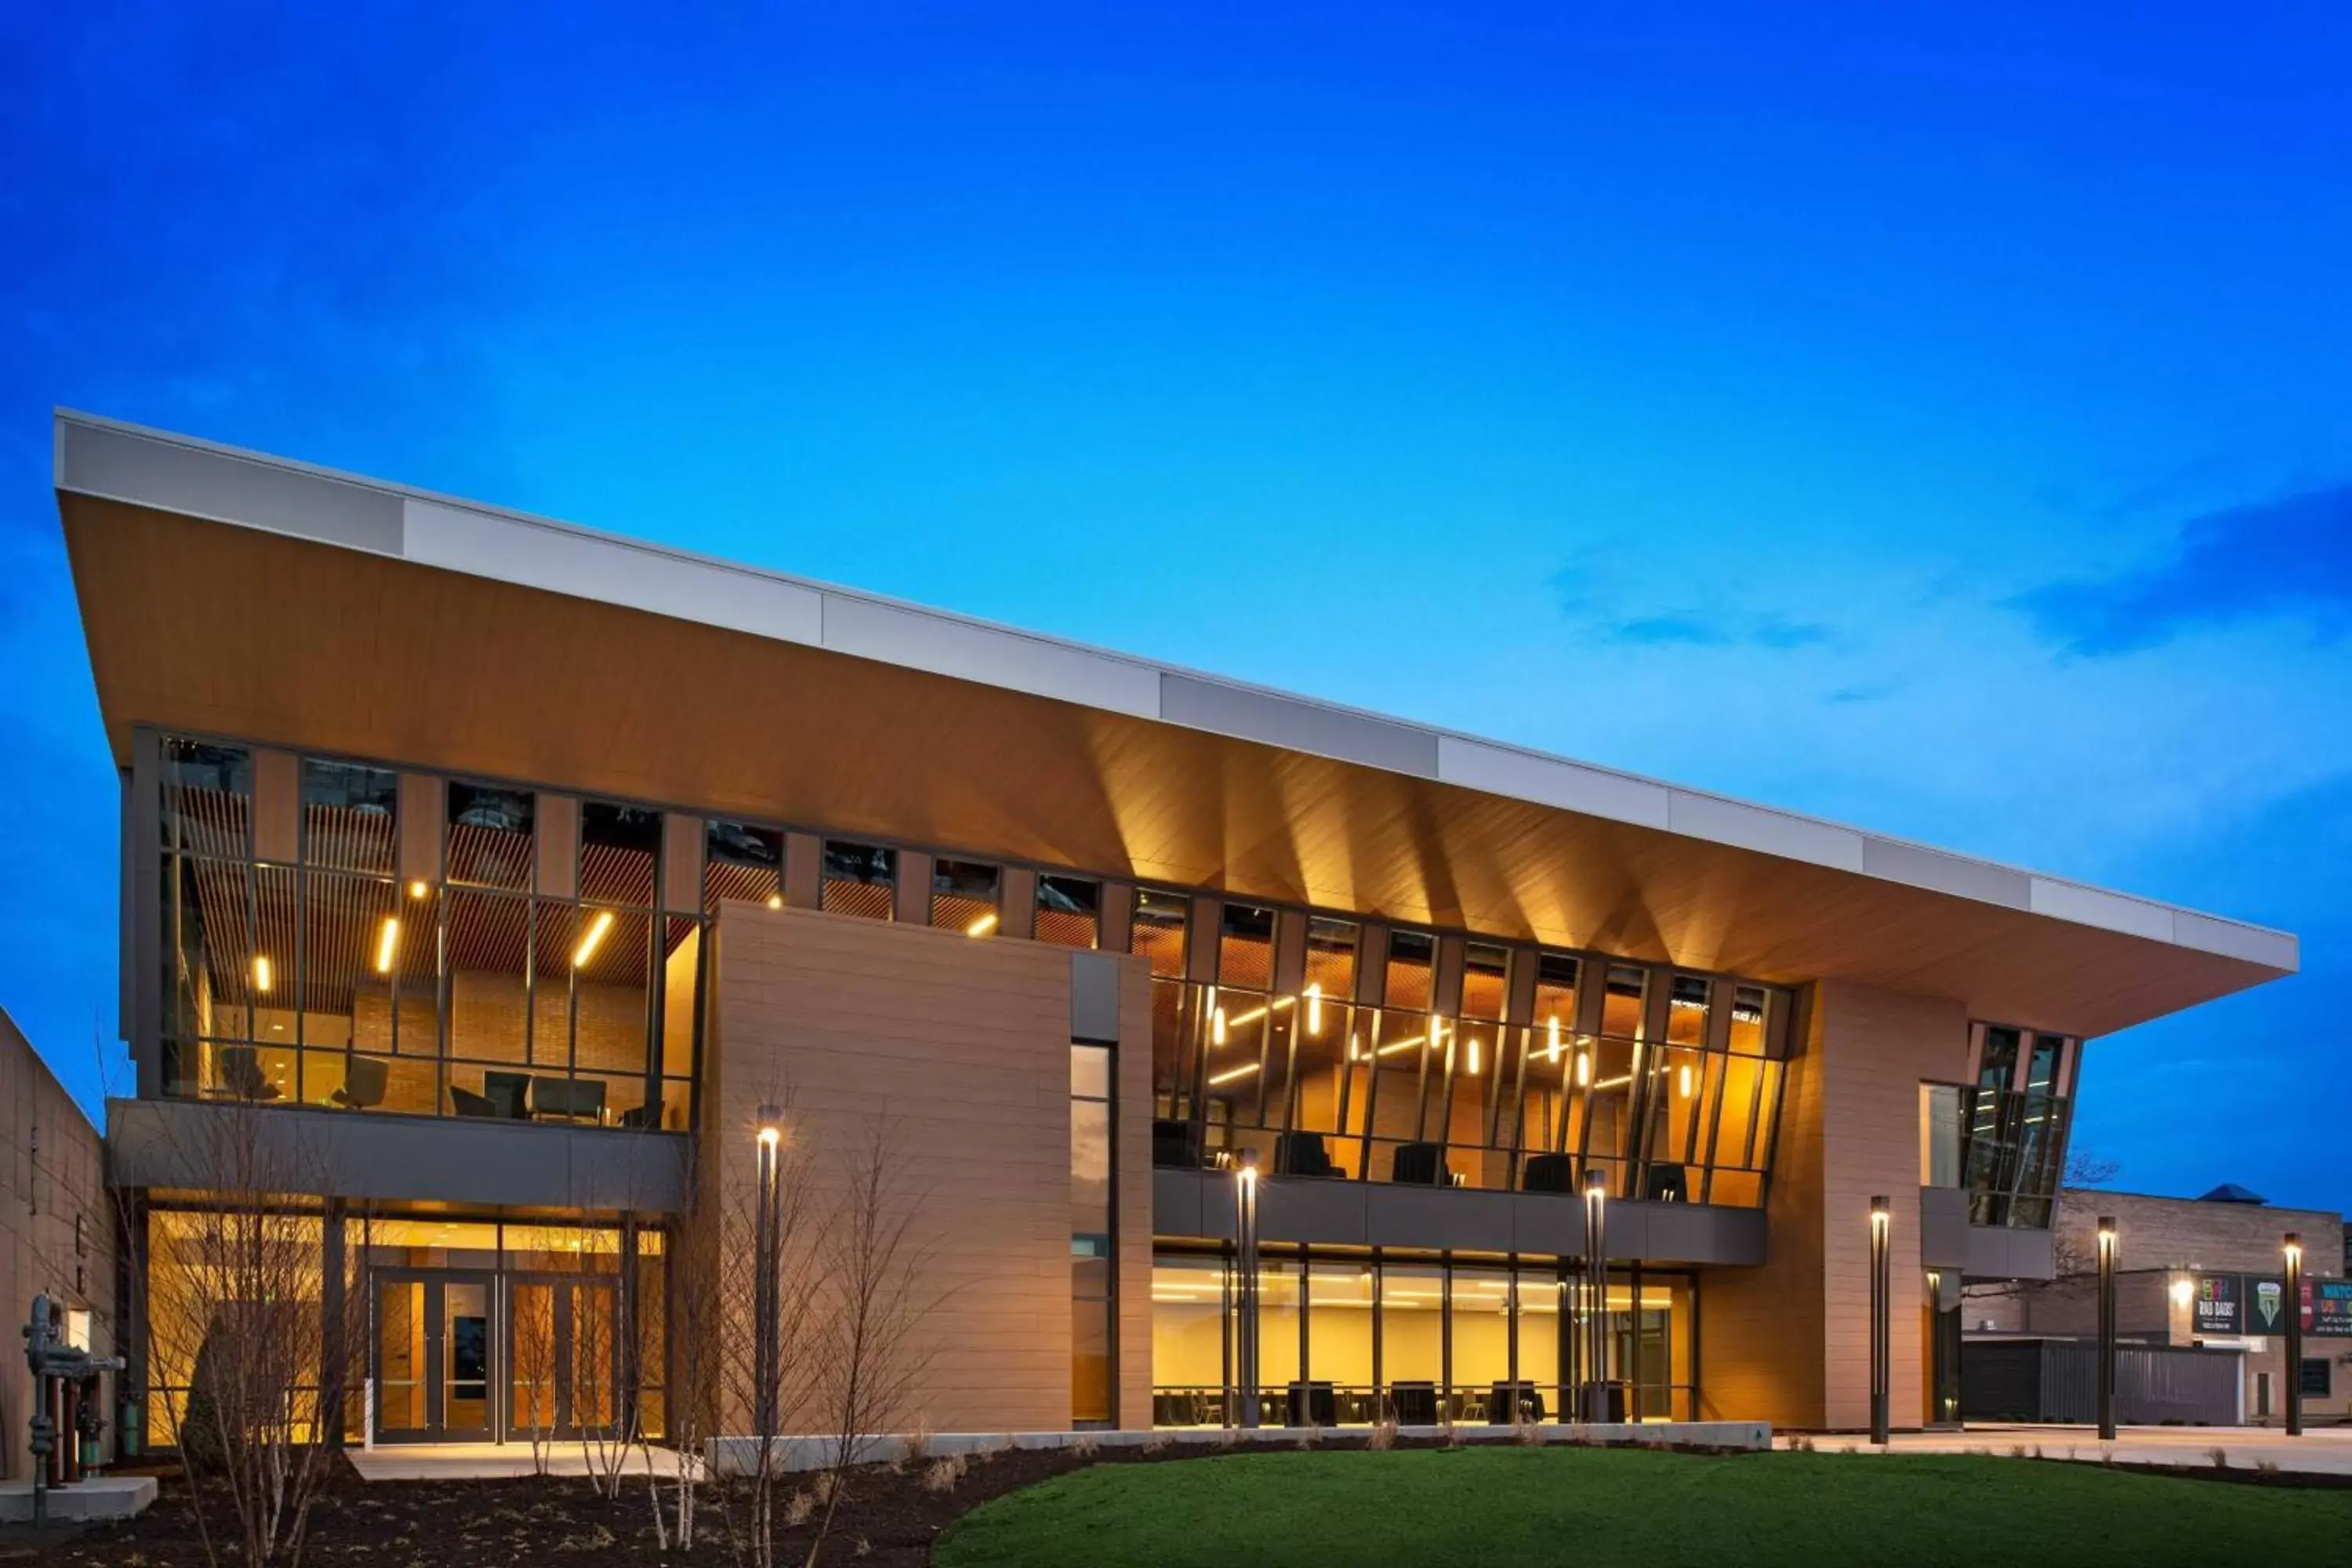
[347,1442,693,1482]
[1788,1424,2352,1476]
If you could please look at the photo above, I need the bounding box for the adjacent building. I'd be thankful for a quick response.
[50,411,2301,1443]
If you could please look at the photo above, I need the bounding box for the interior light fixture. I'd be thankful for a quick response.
[1305,983,1323,1033]
[1346,1034,1361,1062]
[252,954,273,994]
[1679,1063,1693,1098]
[1228,1003,1270,1029]
[573,909,615,967]
[765,893,783,910]
[408,880,430,900]
[1575,1050,1592,1087]
[1212,1008,1228,1047]
[1466,1036,1482,1076]
[1209,1061,1260,1087]
[966,910,999,938]
[373,916,400,975]
[1374,1035,1425,1058]
[1547,1014,1563,1064]
[1594,1073,1632,1090]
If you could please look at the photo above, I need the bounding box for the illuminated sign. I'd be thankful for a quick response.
[2307,1279,2352,1339]
[2191,1273,2239,1335]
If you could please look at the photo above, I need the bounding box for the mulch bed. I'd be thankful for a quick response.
[2,1442,1185,1566]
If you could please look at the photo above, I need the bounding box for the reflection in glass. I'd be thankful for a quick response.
[931,858,1001,934]
[820,840,895,920]
[1034,874,1101,949]
[448,784,534,888]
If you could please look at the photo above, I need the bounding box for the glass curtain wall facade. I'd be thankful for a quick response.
[1958,1024,2075,1227]
[159,737,698,1126]
[1149,1250,1696,1426]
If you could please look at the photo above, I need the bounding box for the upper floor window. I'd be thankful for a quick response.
[1977,1025,2021,1091]
[1461,942,1509,1021]
[1666,975,1711,1046]
[932,858,1002,935]
[300,759,397,873]
[1218,903,1276,991]
[581,802,662,907]
[1304,917,1357,1003]
[2025,1033,2065,1094]
[1600,964,1648,1040]
[162,739,252,858]
[705,820,783,909]
[1131,889,1189,978]
[1035,874,1102,949]
[1729,985,1769,1054]
[820,840,896,920]
[1533,953,1579,1040]
[447,784,534,889]
[1384,930,1435,1011]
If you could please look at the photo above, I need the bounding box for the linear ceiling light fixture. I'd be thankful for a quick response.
[573,909,615,967]
[374,917,400,975]
[1208,1061,1260,1087]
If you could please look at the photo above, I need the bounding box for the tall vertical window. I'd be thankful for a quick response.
[819,840,895,920]
[569,804,659,1121]
[161,740,256,1098]
[1131,889,1189,977]
[1460,943,1508,1021]
[1070,1043,1115,1424]
[1384,931,1435,1011]
[1033,874,1102,949]
[447,785,534,888]
[1303,917,1357,1001]
[703,821,783,909]
[1217,903,1276,991]
[931,858,1001,935]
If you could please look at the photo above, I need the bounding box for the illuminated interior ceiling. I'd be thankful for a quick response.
[57,416,2296,1040]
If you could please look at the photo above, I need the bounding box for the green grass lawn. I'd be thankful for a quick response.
[935,1446,2352,1568]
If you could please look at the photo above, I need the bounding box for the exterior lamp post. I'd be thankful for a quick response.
[2095,1216,2118,1441]
[1868,1196,1891,1446]
[2284,1232,2303,1437]
[754,1105,784,1442]
[1583,1167,1610,1424]
[1236,1152,1261,1428]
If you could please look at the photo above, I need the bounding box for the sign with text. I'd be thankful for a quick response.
[2249,1276,2288,1334]
[2307,1279,2352,1338]
[2191,1273,2240,1335]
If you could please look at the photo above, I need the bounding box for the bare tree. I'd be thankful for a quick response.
[132,1101,362,1568]
[800,1114,938,1568]
[2065,1149,2122,1189]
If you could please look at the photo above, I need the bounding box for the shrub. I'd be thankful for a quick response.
[1368,1417,1399,1453]
[1142,1434,1174,1456]
[1072,1434,1102,1461]
[1512,1417,1544,1447]
[902,1425,934,1466]
[2208,1447,2230,1470]
[922,1456,968,1495]
[782,1490,815,1527]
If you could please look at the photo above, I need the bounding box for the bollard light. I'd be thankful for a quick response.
[1236,1151,1261,1429]
[1584,1167,1610,1425]
[1869,1197,1891,1445]
[2285,1232,2304,1438]
[753,1104,785,1441]
[2095,1217,2118,1441]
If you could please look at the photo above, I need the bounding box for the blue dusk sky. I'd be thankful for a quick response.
[4,5,2347,1211]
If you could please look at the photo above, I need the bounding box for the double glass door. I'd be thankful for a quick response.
[372,1269,619,1443]
[376,1271,495,1443]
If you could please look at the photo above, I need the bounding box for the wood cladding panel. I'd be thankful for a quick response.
[64,495,2281,1039]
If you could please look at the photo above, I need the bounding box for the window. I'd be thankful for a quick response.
[2303,1359,2332,1399]
[300,760,397,874]
[932,858,1001,935]
[1071,1043,1115,1423]
[580,803,662,908]
[1131,890,1189,978]
[1303,917,1357,1001]
[1461,943,1508,1021]
[1034,874,1102,949]
[447,785,534,889]
[1218,903,1276,991]
[819,840,895,920]
[704,820,783,910]
[1384,931,1435,1011]
[1150,1257,1228,1424]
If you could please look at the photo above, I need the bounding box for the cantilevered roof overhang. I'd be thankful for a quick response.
[53,411,2297,1038]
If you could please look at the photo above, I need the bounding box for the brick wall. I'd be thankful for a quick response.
[0,1011,118,1479]
[703,903,1153,1435]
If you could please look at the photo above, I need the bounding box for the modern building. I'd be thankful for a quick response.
[1970,1185,2348,1426]
[49,410,2302,1444]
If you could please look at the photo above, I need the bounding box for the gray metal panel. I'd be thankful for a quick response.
[1259,1180,1371,1247]
[1965,1221,2057,1283]
[107,1098,691,1212]
[1069,952,1123,1044]
[1152,1167,1218,1240]
[60,421,403,553]
[1160,673,1439,778]
[1918,1185,1972,1269]
[1635,1202,1768,1266]
[1864,838,2032,909]
[2169,911,2299,971]
[1361,1184,1515,1251]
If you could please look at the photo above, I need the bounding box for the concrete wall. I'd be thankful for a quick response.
[1701,982,1969,1429]
[706,903,1153,1434]
[1,1011,118,1480]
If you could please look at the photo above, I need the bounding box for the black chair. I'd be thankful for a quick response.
[484,1070,531,1120]
[1276,1131,1338,1178]
[532,1075,606,1121]
[1574,1382,1629,1424]
[1388,1381,1439,1425]
[1645,1163,1688,1203]
[1286,1381,1338,1428]
[1522,1152,1576,1193]
[1391,1141,1451,1186]
[331,1054,388,1110]
[618,1101,664,1130]
[1152,1118,1204,1169]
[216,1046,280,1102]
[450,1085,499,1117]
[1490,1381,1544,1425]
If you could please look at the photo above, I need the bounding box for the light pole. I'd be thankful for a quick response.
[2284,1232,2304,1437]
[1236,1152,1260,1429]
[2095,1215,2117,1442]
[1583,1167,1609,1424]
[754,1105,783,1443]
[1868,1196,1890,1445]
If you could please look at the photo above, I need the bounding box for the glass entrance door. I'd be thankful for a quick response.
[373,1271,497,1443]
[509,1277,621,1440]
